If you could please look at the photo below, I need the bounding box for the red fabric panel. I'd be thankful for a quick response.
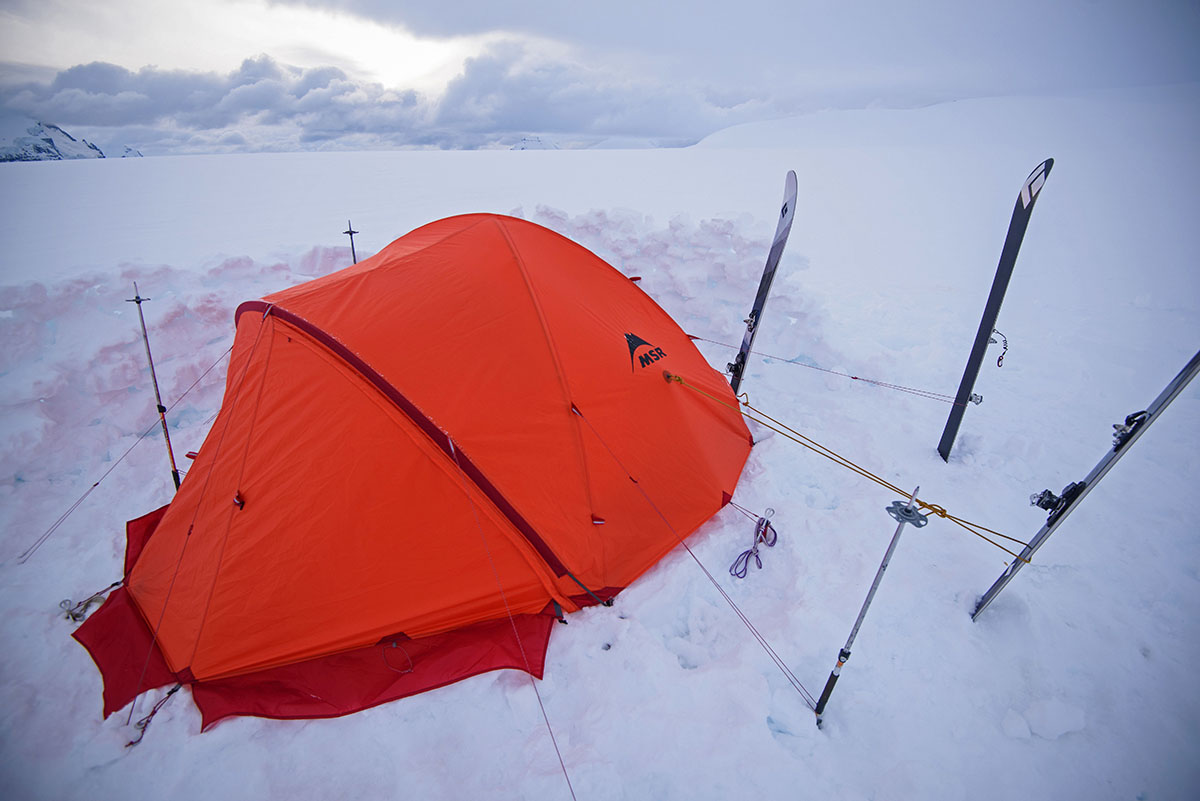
[123,504,169,578]
[191,612,555,730]
[77,510,555,729]
[568,586,623,608]
[72,587,178,718]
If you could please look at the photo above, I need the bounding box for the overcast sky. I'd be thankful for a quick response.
[1,0,1198,154]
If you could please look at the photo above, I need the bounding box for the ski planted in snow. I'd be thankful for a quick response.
[938,158,1054,462]
[728,170,798,394]
[971,348,1200,620]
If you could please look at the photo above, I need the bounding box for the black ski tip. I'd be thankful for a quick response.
[1019,158,1054,210]
[1027,157,1053,179]
[1034,157,1054,185]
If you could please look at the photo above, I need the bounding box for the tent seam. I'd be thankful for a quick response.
[490,219,601,531]
[187,314,279,671]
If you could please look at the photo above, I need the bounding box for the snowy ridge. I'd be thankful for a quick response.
[0,87,1198,800]
[0,122,106,162]
[511,136,560,150]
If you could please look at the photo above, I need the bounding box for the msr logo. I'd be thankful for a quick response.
[625,332,667,371]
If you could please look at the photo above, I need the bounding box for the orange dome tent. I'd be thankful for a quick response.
[75,214,752,728]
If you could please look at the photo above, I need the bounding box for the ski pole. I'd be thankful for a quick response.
[344,220,359,264]
[815,487,927,728]
[127,283,181,491]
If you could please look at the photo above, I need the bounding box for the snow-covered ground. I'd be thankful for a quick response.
[1,84,1198,800]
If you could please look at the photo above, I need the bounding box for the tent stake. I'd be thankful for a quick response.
[127,283,181,491]
[343,220,359,264]
[815,487,927,729]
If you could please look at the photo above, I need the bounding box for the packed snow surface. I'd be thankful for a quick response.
[1,85,1198,800]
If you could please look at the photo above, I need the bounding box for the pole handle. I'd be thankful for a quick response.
[814,648,850,726]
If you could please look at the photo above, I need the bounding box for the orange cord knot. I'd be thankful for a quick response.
[919,502,949,519]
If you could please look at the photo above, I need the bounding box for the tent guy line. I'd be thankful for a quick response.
[665,371,1032,561]
[15,344,234,565]
[690,334,967,405]
[572,403,818,710]
[448,436,579,801]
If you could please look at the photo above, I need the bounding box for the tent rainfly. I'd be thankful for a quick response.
[75,213,752,729]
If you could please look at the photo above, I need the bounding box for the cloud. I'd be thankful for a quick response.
[433,42,759,142]
[273,0,1200,94]
[0,55,431,151]
[0,43,781,154]
[5,0,1198,156]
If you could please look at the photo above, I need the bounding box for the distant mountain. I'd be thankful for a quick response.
[510,136,559,151]
[0,122,106,162]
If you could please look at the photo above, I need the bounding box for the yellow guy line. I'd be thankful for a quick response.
[664,372,1031,563]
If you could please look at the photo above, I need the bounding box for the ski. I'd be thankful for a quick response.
[728,170,798,394]
[938,159,1054,461]
[972,348,1200,620]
